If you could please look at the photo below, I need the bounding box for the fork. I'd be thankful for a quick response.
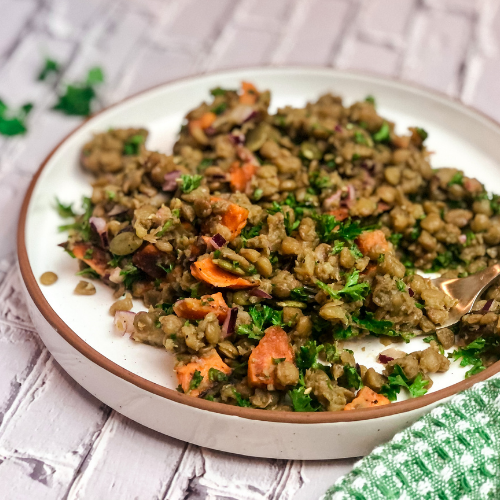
[431,264,500,328]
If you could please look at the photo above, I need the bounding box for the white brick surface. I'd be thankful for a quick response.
[0,0,496,498]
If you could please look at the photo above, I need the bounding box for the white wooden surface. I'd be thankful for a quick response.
[1,0,499,498]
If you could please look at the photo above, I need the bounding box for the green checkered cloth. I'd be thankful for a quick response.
[324,377,500,500]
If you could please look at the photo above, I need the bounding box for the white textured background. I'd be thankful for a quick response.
[1,0,499,498]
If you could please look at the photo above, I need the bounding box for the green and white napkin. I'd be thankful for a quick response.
[324,377,500,500]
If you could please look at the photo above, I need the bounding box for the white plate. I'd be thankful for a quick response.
[18,68,500,460]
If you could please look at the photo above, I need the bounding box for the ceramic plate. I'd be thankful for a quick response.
[18,68,500,460]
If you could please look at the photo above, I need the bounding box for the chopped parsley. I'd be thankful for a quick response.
[53,67,104,116]
[208,368,228,382]
[120,264,143,290]
[0,99,34,136]
[273,357,286,364]
[396,279,406,292]
[289,386,318,412]
[448,338,494,378]
[123,134,146,155]
[180,174,203,193]
[58,196,93,241]
[342,365,363,390]
[75,267,100,279]
[448,172,463,187]
[233,389,251,407]
[55,197,75,218]
[211,102,227,115]
[197,158,213,172]
[236,304,284,340]
[381,365,429,401]
[210,87,234,96]
[354,130,369,145]
[365,95,376,106]
[189,370,203,391]
[157,263,174,274]
[373,122,390,143]
[388,233,403,247]
[316,270,370,303]
[296,341,324,370]
[37,58,61,81]
[416,127,428,141]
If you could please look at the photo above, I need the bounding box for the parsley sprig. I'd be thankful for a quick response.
[381,365,429,401]
[316,270,370,303]
[236,304,284,340]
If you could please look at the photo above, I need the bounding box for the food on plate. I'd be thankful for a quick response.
[57,82,500,412]
[40,271,58,285]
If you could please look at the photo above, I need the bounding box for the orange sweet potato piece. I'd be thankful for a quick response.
[344,387,390,411]
[239,81,258,105]
[199,112,217,129]
[356,229,390,260]
[248,326,295,389]
[210,197,249,239]
[229,161,258,193]
[176,349,232,397]
[173,292,229,324]
[328,207,350,221]
[72,243,109,276]
[191,258,255,289]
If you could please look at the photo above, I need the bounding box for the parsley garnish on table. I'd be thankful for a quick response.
[53,66,104,116]
[0,100,33,136]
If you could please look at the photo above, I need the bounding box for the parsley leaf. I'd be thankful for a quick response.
[55,197,75,218]
[180,174,203,193]
[290,286,314,302]
[208,368,228,383]
[210,87,234,96]
[189,370,203,391]
[211,102,227,115]
[233,389,251,407]
[373,122,390,143]
[381,365,429,401]
[296,341,324,370]
[449,338,489,378]
[123,134,146,155]
[236,304,284,340]
[58,196,93,241]
[316,270,370,303]
[388,233,403,247]
[365,95,376,106]
[289,386,319,412]
[416,127,428,141]
[53,67,104,116]
[0,99,34,136]
[342,365,363,390]
[75,267,100,279]
[241,223,262,243]
[38,58,61,81]
[120,264,143,290]
[448,172,463,187]
[353,312,395,335]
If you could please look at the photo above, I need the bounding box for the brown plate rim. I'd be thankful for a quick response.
[17,66,500,424]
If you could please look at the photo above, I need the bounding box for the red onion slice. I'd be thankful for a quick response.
[211,233,226,249]
[114,310,136,336]
[107,205,128,216]
[408,288,414,297]
[323,189,342,210]
[482,299,493,311]
[378,354,394,364]
[222,307,238,338]
[458,234,467,244]
[229,132,245,145]
[249,289,272,299]
[335,124,342,132]
[236,145,259,165]
[109,267,124,284]
[89,216,109,248]
[204,126,216,136]
[341,185,356,209]
[162,170,181,191]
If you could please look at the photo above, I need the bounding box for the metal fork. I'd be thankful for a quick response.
[431,264,500,328]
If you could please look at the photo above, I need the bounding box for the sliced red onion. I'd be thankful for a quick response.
[232,105,256,124]
[204,126,216,136]
[378,354,394,364]
[482,299,493,311]
[221,307,238,338]
[377,202,390,213]
[109,267,124,284]
[229,132,245,145]
[89,216,109,248]
[323,189,342,210]
[114,310,136,336]
[210,233,226,249]
[408,288,414,297]
[249,289,272,299]
[335,124,342,132]
[341,185,356,209]
[162,170,181,191]
[458,234,467,244]
[236,145,259,165]
[107,205,128,216]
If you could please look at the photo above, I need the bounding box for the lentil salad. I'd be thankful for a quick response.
[57,82,500,412]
